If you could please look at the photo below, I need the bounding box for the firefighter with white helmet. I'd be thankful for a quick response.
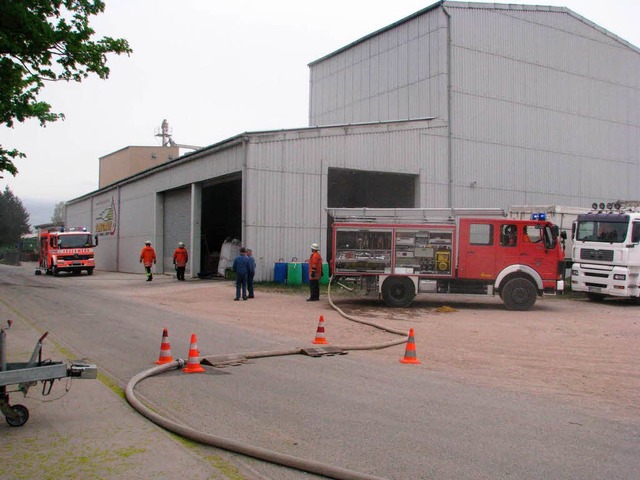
[139,240,157,281]
[173,241,189,281]
[307,243,323,301]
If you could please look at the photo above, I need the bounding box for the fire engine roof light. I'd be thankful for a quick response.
[531,213,538,220]
[606,203,613,210]
[599,202,606,210]
[60,227,65,232]
[591,202,598,210]
[539,213,546,221]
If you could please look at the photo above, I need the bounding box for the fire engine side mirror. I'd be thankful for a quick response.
[560,231,567,240]
[94,235,99,247]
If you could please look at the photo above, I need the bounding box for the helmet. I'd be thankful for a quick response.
[145,240,151,245]
[178,241,185,247]
[311,243,319,251]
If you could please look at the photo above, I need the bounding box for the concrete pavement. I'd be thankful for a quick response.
[0,302,236,480]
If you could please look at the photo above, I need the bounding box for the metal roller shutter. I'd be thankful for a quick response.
[163,188,191,275]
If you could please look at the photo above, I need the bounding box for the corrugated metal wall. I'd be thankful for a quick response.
[448,6,640,208]
[163,188,191,274]
[309,8,449,126]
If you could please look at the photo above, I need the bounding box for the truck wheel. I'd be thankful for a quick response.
[502,277,537,311]
[87,268,94,276]
[5,404,29,427]
[381,276,415,308]
[52,266,59,277]
[586,293,605,302]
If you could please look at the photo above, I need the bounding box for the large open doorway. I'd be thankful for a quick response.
[326,168,417,266]
[200,175,242,275]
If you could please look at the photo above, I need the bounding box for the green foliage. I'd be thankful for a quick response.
[0,186,30,247]
[0,0,132,176]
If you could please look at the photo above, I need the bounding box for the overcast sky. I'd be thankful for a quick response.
[2,0,639,226]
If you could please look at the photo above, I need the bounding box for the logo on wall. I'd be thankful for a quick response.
[95,196,117,236]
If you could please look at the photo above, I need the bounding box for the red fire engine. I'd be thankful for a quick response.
[328,208,566,310]
[36,224,98,276]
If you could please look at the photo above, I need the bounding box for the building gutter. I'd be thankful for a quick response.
[442,3,453,208]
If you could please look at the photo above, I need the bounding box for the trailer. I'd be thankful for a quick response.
[0,320,97,427]
[328,208,566,310]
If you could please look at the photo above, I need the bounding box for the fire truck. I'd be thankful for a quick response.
[328,208,566,310]
[571,201,640,302]
[35,224,98,276]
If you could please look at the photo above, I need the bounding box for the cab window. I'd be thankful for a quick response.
[469,223,493,245]
[500,224,517,247]
[523,226,542,243]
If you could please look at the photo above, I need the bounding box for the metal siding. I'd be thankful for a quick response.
[309,8,448,126]
[448,6,640,208]
[163,188,191,274]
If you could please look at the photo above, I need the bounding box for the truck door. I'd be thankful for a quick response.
[519,224,550,273]
[457,220,496,280]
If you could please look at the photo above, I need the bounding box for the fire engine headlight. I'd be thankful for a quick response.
[571,270,578,276]
[57,259,65,264]
[613,274,626,281]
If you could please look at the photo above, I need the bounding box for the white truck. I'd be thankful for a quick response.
[570,201,640,302]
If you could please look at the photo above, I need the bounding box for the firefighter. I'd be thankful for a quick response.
[173,241,189,281]
[139,240,157,281]
[307,243,323,301]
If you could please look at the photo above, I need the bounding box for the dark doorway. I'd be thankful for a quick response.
[201,176,242,274]
[326,168,417,265]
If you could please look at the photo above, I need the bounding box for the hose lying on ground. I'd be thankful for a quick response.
[125,276,409,480]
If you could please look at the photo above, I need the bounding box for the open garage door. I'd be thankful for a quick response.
[163,187,191,275]
[200,175,242,275]
[326,168,417,265]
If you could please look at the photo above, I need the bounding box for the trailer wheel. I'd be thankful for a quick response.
[5,404,29,427]
[502,277,537,311]
[381,276,415,308]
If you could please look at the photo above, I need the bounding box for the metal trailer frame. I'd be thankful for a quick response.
[0,320,97,427]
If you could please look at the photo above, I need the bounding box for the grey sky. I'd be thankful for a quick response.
[1,0,639,226]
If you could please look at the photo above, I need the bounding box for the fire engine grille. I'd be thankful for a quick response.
[580,249,614,262]
[61,254,93,261]
[584,272,609,279]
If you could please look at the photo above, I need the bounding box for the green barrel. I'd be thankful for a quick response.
[320,262,330,285]
[287,262,302,285]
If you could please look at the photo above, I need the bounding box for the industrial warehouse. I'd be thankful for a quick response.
[65,1,640,280]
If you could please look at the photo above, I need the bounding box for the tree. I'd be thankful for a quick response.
[0,186,30,247]
[0,0,132,177]
[51,200,65,223]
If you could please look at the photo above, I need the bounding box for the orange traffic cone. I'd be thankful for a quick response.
[400,328,421,364]
[154,328,174,364]
[312,315,328,345]
[182,333,206,373]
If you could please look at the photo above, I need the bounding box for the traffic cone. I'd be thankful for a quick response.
[154,328,173,365]
[312,315,328,344]
[182,333,206,373]
[400,328,421,364]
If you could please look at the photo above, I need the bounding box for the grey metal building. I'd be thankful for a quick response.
[67,1,640,280]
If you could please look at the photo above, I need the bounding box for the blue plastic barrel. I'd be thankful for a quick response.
[274,262,288,284]
[302,263,309,284]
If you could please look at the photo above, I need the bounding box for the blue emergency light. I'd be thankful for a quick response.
[530,213,546,221]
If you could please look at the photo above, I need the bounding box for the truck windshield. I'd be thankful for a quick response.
[59,234,93,249]
[575,219,629,243]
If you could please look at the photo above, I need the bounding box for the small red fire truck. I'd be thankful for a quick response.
[36,224,98,276]
[328,208,566,310]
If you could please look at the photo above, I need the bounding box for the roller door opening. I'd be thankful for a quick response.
[326,168,417,265]
[200,177,242,276]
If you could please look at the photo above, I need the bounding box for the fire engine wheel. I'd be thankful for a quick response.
[501,277,538,311]
[501,277,537,311]
[5,404,29,427]
[381,276,415,308]
[52,266,60,277]
[87,268,94,276]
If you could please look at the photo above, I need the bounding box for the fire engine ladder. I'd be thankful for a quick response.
[326,207,506,224]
